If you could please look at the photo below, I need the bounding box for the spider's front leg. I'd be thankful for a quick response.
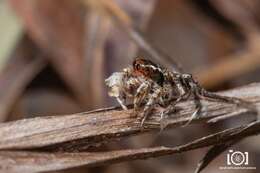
[140,87,161,127]
[133,81,151,117]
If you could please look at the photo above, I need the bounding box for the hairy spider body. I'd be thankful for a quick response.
[106,58,256,127]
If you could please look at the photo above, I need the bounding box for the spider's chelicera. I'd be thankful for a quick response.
[105,57,256,127]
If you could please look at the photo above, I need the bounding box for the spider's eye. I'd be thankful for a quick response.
[135,64,140,70]
[182,74,192,79]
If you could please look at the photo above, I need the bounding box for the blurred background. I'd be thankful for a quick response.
[0,0,260,172]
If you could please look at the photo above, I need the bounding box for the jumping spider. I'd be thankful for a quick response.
[105,57,256,127]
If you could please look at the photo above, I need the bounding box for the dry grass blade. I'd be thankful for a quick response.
[196,36,260,89]
[0,35,47,122]
[10,0,89,106]
[0,83,259,151]
[0,57,45,122]
[81,0,184,72]
[1,119,260,173]
[84,0,156,108]
[194,140,239,173]
[194,117,260,173]
[84,11,110,108]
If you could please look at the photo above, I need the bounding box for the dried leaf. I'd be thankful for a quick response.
[194,140,238,173]
[1,119,260,173]
[0,35,46,122]
[84,0,157,108]
[0,83,258,150]
[9,0,88,105]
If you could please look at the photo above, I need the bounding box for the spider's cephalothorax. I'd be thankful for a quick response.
[133,57,165,86]
[106,57,256,127]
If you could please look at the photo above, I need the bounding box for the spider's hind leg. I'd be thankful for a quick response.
[187,75,257,122]
[160,98,180,121]
[175,74,203,126]
[198,88,257,115]
[183,90,202,126]
[160,90,191,121]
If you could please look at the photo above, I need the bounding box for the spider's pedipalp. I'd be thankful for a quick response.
[116,97,128,110]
